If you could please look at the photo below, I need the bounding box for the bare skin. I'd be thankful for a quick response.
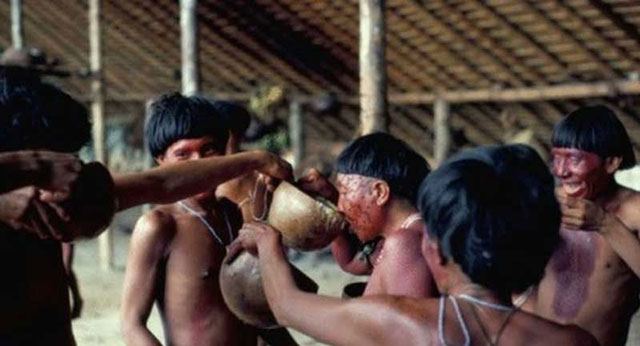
[520,147,640,346]
[227,223,598,346]
[121,137,296,346]
[329,172,435,298]
[0,148,292,346]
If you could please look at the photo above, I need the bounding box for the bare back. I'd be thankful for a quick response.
[362,296,598,346]
[524,188,640,345]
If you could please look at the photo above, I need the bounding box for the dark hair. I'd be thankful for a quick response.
[552,105,636,170]
[0,66,91,153]
[418,144,560,296]
[336,132,430,204]
[145,93,229,158]
[213,100,251,137]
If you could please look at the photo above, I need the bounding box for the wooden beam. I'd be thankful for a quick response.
[11,0,23,49]
[434,98,451,166]
[180,0,199,95]
[359,0,388,134]
[89,0,112,271]
[385,80,640,104]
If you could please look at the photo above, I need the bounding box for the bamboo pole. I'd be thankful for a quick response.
[89,0,112,271]
[11,0,23,49]
[180,0,199,96]
[434,98,451,166]
[288,101,305,169]
[359,0,388,134]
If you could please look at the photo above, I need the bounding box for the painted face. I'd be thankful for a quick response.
[159,136,223,164]
[335,173,382,242]
[551,147,610,199]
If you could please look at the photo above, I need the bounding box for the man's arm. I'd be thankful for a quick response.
[114,150,292,211]
[120,210,174,346]
[0,150,82,194]
[330,232,372,275]
[228,223,408,346]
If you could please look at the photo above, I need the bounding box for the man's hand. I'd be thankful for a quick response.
[297,168,339,203]
[0,187,71,240]
[225,222,283,264]
[557,188,606,231]
[256,151,294,182]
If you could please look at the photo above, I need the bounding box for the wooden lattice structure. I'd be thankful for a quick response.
[2,0,640,159]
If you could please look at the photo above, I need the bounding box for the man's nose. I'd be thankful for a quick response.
[554,161,570,178]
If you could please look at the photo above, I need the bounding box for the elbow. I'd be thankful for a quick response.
[120,312,142,344]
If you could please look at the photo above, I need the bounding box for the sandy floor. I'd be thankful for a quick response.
[70,208,640,346]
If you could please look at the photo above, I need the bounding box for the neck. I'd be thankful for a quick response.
[379,199,420,238]
[593,179,620,206]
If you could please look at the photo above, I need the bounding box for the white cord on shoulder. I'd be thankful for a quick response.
[401,213,422,229]
[178,201,233,247]
[458,294,514,312]
[438,295,471,346]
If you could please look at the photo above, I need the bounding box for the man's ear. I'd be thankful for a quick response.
[372,180,390,206]
[605,156,622,174]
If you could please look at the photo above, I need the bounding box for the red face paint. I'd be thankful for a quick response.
[160,136,223,164]
[335,173,382,242]
[551,147,610,200]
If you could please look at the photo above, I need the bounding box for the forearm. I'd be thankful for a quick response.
[0,152,39,193]
[600,214,640,277]
[258,243,369,345]
[114,151,267,210]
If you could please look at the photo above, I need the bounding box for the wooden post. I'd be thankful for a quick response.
[434,98,451,166]
[89,0,112,271]
[11,0,23,49]
[288,101,305,169]
[180,0,199,96]
[142,99,155,214]
[359,0,388,134]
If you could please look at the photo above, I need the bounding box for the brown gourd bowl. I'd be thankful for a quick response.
[266,181,348,251]
[219,251,318,328]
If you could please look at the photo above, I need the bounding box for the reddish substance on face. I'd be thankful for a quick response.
[551,229,598,318]
[159,136,224,200]
[551,147,610,200]
[160,136,223,163]
[335,173,381,242]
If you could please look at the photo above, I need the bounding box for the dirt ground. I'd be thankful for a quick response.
[70,207,640,346]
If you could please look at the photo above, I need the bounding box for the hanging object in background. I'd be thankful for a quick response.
[249,84,286,125]
[0,47,70,77]
[310,91,341,117]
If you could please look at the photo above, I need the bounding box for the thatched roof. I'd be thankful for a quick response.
[2,0,640,158]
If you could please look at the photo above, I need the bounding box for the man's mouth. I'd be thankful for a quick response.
[562,182,586,197]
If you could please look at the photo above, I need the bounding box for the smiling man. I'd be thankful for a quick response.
[519,105,640,346]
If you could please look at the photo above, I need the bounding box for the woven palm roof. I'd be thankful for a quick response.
[1,0,640,158]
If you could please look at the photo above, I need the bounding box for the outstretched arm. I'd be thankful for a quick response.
[227,223,407,346]
[114,150,292,211]
[0,150,82,194]
[121,211,174,346]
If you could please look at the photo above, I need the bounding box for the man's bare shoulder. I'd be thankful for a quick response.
[517,313,600,346]
[553,324,600,346]
[132,206,178,245]
[616,187,640,229]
